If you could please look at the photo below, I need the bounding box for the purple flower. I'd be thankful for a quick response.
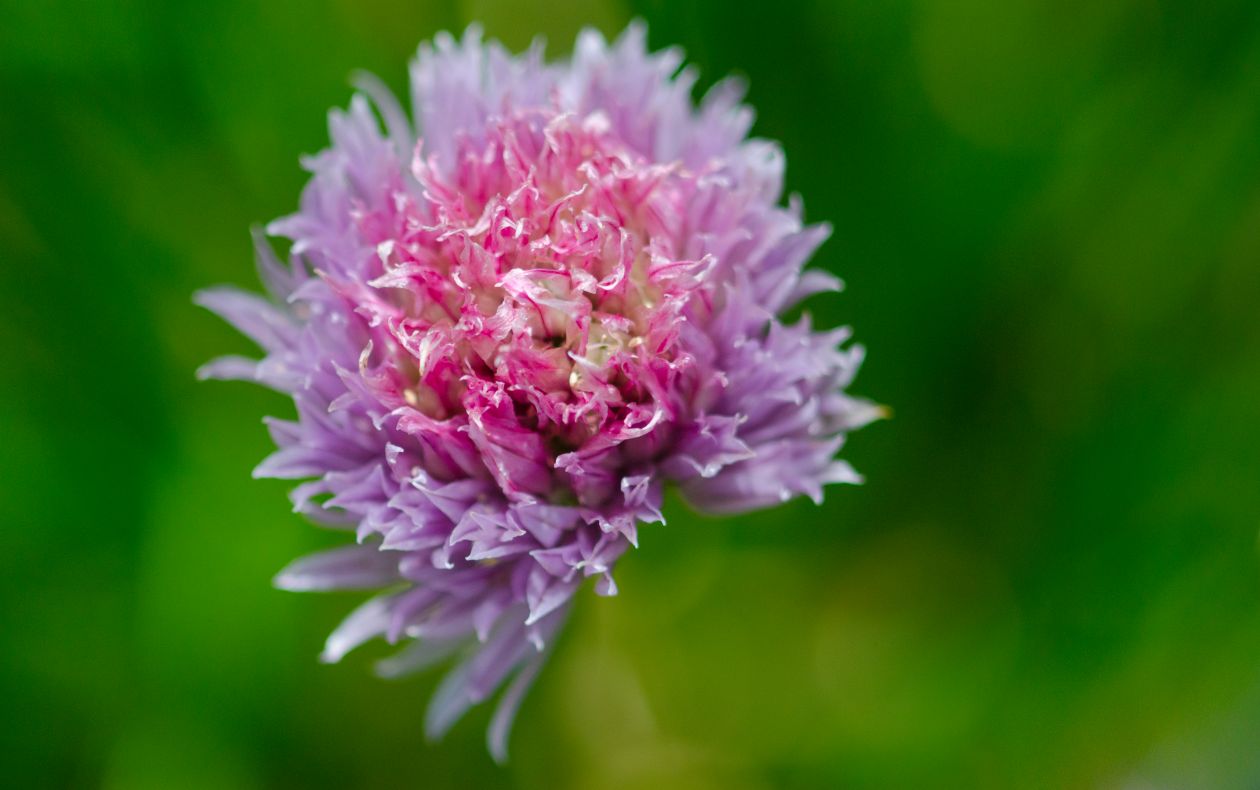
[198,23,879,760]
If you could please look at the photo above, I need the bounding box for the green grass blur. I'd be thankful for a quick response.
[3,1,1260,787]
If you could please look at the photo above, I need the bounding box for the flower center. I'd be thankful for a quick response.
[352,110,711,458]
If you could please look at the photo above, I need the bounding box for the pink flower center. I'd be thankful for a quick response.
[343,110,713,496]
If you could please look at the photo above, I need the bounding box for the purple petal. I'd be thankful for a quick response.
[274,544,400,592]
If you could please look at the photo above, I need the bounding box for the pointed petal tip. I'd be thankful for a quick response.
[191,287,222,311]
[272,570,305,592]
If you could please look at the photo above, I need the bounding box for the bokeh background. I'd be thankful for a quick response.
[4,0,1260,787]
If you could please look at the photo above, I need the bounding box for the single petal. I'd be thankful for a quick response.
[274,544,400,592]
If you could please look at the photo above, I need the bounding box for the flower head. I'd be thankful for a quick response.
[198,23,878,760]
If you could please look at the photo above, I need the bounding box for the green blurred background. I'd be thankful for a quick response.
[4,0,1260,787]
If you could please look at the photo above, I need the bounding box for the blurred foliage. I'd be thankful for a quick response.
[3,0,1260,787]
